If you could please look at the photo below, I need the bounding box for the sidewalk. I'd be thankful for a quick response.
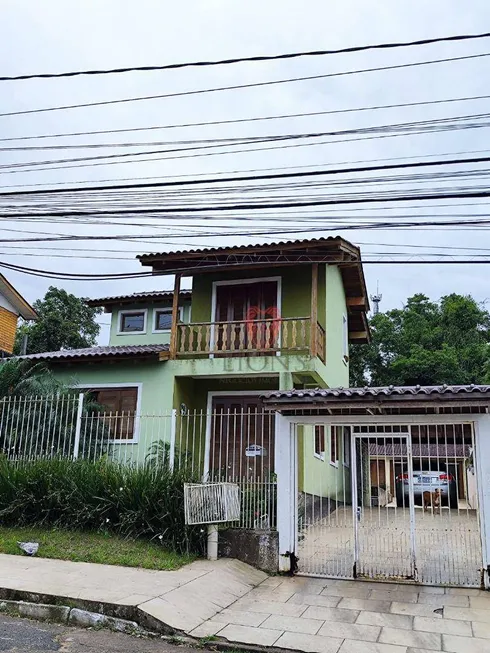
[0,553,489,652]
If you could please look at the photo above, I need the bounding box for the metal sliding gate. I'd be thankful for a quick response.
[296,421,484,587]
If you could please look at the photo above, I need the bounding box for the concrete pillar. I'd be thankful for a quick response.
[279,371,293,391]
[475,415,490,588]
[275,413,296,572]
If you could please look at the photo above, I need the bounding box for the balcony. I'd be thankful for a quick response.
[175,317,325,361]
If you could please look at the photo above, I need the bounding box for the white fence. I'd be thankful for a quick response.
[0,394,276,531]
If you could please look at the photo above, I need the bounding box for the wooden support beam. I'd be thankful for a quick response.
[346,297,367,308]
[169,274,181,360]
[310,263,318,358]
[349,330,369,341]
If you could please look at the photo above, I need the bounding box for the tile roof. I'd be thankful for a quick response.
[137,236,352,260]
[85,290,191,307]
[264,385,490,400]
[19,344,169,362]
[368,443,470,458]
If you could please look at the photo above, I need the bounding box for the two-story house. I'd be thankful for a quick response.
[0,274,37,356]
[22,237,369,519]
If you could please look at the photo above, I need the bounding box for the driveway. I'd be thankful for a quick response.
[298,506,482,586]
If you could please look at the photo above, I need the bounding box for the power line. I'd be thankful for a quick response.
[2,52,488,118]
[3,92,490,143]
[2,153,490,197]
[3,31,490,81]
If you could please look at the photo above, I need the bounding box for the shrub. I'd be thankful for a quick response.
[0,457,205,555]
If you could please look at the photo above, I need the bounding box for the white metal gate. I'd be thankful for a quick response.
[296,420,484,587]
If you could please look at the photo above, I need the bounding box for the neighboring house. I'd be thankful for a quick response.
[0,274,37,356]
[21,237,369,500]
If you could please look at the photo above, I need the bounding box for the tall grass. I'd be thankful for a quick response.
[0,457,205,554]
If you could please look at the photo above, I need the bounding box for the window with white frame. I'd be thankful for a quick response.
[314,425,325,460]
[90,386,138,440]
[343,426,351,467]
[342,314,349,360]
[118,309,147,334]
[153,307,182,332]
[330,426,340,466]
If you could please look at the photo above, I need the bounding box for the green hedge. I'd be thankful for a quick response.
[0,458,205,554]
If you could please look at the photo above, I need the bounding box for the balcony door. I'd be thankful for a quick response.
[214,280,279,354]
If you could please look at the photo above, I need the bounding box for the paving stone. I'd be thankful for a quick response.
[444,606,490,623]
[379,626,442,650]
[189,622,226,637]
[370,589,419,603]
[218,624,281,647]
[339,641,407,653]
[259,577,284,589]
[417,594,469,607]
[473,622,490,640]
[417,586,446,595]
[247,587,297,602]
[288,593,341,608]
[391,601,443,618]
[322,586,372,599]
[356,611,413,630]
[469,596,490,610]
[318,621,381,642]
[442,634,490,652]
[231,598,307,617]
[337,597,392,613]
[446,588,486,596]
[210,609,269,627]
[274,631,343,653]
[302,606,360,623]
[413,616,472,636]
[262,614,324,635]
[139,597,202,632]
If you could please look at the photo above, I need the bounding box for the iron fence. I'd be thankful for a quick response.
[0,394,277,531]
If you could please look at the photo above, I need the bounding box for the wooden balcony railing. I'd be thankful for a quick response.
[175,317,326,359]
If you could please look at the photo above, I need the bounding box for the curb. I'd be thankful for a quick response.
[0,596,278,653]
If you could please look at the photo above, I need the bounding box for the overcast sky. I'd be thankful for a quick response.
[2,1,490,342]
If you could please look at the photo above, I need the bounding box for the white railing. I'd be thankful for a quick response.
[0,394,277,531]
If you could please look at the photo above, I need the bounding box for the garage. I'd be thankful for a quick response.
[267,385,490,589]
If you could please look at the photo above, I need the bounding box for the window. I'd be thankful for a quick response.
[119,310,146,334]
[330,426,339,466]
[342,314,349,360]
[92,386,138,440]
[153,307,181,333]
[314,425,325,459]
[343,426,351,467]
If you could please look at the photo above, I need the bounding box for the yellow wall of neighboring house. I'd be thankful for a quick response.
[0,307,18,353]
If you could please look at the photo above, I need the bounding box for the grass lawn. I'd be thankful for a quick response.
[0,527,196,570]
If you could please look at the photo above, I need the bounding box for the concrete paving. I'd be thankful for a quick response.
[0,554,266,634]
[1,553,489,652]
[194,576,490,653]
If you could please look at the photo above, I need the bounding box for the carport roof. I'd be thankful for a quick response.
[262,385,490,415]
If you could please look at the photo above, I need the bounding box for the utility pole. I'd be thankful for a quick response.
[370,282,382,316]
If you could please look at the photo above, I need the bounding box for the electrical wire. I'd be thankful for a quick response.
[3,92,490,143]
[3,30,489,81]
[2,51,488,118]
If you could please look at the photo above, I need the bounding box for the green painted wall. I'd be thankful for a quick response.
[190,266,316,323]
[298,424,352,502]
[324,266,349,388]
[108,300,192,346]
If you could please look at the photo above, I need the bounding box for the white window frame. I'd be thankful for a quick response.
[117,309,148,335]
[209,276,282,356]
[330,425,339,468]
[75,382,142,444]
[342,313,349,363]
[152,306,183,334]
[343,425,351,468]
[313,424,326,461]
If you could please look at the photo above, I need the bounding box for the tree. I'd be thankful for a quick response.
[349,293,490,387]
[14,286,102,355]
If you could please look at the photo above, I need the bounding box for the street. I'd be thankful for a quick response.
[0,614,195,653]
